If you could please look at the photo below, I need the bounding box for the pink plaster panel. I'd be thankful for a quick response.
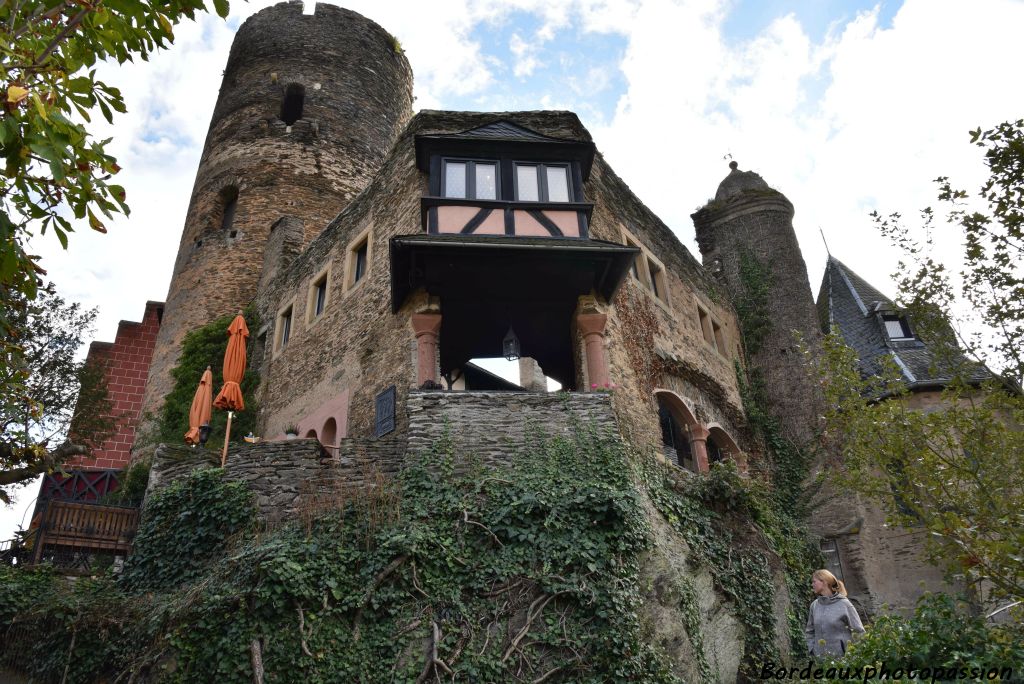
[545,211,580,237]
[513,210,551,237]
[437,206,503,235]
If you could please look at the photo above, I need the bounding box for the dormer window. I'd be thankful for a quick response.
[443,159,498,200]
[514,163,571,202]
[883,314,913,340]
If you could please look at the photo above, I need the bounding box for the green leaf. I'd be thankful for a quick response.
[213,0,230,19]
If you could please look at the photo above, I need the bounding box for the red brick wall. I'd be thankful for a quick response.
[66,301,163,470]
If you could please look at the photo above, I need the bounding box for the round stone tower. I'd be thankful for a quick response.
[691,162,823,448]
[140,0,413,423]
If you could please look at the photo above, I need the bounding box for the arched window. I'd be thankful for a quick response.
[220,186,238,233]
[707,426,745,472]
[280,83,305,125]
[655,391,699,472]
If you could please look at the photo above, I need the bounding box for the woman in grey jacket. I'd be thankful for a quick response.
[805,569,865,657]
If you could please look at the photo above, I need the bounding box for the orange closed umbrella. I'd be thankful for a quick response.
[213,313,248,465]
[184,366,213,446]
[213,313,248,412]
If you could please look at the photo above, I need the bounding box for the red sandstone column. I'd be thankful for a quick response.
[689,425,710,474]
[577,313,609,389]
[411,313,442,387]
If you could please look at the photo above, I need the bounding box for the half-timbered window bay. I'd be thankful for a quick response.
[418,120,594,239]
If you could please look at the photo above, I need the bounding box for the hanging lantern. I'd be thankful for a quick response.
[502,326,521,361]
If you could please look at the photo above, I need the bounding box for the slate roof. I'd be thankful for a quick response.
[816,256,990,389]
[445,120,566,143]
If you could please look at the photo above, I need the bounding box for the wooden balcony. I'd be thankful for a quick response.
[421,196,593,239]
[31,500,140,565]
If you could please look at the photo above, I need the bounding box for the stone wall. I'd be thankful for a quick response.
[406,390,618,465]
[148,435,404,522]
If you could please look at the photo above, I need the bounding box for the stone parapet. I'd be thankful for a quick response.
[406,390,620,466]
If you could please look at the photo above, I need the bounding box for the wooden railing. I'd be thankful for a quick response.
[33,500,139,563]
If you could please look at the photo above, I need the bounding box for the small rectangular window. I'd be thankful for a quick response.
[516,164,540,201]
[884,315,912,340]
[354,242,368,283]
[515,163,572,202]
[546,166,570,202]
[444,162,467,199]
[443,159,499,200]
[475,163,497,200]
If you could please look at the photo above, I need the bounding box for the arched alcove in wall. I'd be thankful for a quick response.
[305,429,318,440]
[654,390,699,472]
[321,417,337,449]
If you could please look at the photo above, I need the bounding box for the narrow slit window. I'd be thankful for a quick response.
[713,321,725,352]
[312,273,328,317]
[280,83,305,125]
[698,307,714,347]
[354,241,368,283]
[277,307,292,351]
[648,259,662,299]
[220,186,238,232]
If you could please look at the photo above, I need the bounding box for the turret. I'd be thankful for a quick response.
[140,1,414,424]
[691,162,822,448]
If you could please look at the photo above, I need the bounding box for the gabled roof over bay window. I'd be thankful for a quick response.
[416,120,596,181]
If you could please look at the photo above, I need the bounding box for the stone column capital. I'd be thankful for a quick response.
[688,424,710,442]
[577,312,607,337]
[411,312,442,338]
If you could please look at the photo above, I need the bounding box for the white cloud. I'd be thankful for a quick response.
[510,32,542,77]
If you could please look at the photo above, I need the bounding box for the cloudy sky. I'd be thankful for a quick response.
[4,0,1022,535]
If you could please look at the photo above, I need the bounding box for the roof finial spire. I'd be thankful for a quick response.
[728,160,738,171]
[819,227,831,257]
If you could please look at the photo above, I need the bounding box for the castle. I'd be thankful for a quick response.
[44,1,961,622]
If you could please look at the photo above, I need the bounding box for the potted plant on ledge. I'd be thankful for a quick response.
[284,424,299,439]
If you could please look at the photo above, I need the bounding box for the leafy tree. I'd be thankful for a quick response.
[818,121,1024,602]
[0,283,115,502]
[1,0,230,307]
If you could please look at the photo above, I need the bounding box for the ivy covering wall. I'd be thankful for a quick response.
[150,308,261,450]
[0,425,827,683]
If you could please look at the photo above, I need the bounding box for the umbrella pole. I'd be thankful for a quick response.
[222,411,234,467]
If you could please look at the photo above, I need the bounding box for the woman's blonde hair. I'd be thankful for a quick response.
[813,569,847,597]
